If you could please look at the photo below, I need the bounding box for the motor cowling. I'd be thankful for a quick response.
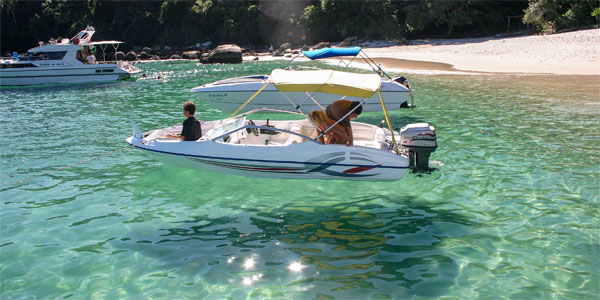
[400,123,437,169]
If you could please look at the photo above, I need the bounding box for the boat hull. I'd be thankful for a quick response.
[190,78,410,113]
[126,136,409,181]
[0,65,131,86]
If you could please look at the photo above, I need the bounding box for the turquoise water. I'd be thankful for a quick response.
[1,61,598,299]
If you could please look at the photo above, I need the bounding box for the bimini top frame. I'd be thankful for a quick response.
[89,41,124,62]
[288,47,392,80]
[228,68,401,153]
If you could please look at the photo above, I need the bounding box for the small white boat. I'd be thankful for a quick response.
[0,26,141,86]
[127,69,437,181]
[190,47,412,113]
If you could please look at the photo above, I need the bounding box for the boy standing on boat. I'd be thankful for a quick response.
[168,101,202,141]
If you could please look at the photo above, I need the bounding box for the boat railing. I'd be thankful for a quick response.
[210,125,320,144]
[234,107,306,119]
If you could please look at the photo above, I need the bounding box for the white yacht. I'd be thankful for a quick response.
[190,47,413,114]
[0,26,140,86]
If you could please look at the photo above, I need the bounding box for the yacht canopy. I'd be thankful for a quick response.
[270,69,381,98]
[302,47,361,60]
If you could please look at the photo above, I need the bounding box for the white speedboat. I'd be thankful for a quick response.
[0,26,141,86]
[127,69,437,181]
[190,47,413,114]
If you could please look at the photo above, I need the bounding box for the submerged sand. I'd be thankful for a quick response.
[361,29,600,75]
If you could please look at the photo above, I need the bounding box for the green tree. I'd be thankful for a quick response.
[524,0,599,33]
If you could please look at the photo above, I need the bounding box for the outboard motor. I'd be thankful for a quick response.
[400,123,437,169]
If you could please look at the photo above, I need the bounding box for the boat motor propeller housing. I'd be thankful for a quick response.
[399,123,437,169]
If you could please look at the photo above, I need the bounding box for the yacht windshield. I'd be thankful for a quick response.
[26,51,68,60]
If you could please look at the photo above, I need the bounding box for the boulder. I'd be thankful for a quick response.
[115,51,126,61]
[278,42,292,53]
[142,47,153,54]
[182,51,200,59]
[125,51,138,61]
[204,44,242,64]
[339,36,357,47]
[301,45,310,51]
[201,41,213,48]
[139,52,152,60]
[312,42,330,50]
[170,54,182,60]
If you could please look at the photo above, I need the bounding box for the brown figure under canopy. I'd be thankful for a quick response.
[309,100,363,145]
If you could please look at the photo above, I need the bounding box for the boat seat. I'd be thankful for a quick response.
[284,125,305,145]
[352,128,386,149]
[353,141,383,149]
[227,128,247,144]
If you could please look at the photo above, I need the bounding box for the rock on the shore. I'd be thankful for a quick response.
[170,54,182,60]
[115,51,126,61]
[139,52,152,60]
[182,51,201,59]
[203,44,242,64]
[339,36,357,47]
[279,42,292,53]
[125,51,138,61]
[312,42,331,50]
[142,47,153,54]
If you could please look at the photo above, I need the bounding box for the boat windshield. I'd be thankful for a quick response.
[206,117,246,140]
[0,63,37,69]
[211,75,268,86]
[23,51,68,61]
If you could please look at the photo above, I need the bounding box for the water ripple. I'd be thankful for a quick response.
[1,61,598,299]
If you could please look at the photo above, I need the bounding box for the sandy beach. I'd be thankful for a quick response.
[361,29,600,75]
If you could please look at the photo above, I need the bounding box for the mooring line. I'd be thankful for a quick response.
[7,145,134,186]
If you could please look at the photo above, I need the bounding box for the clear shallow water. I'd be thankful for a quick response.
[1,61,598,299]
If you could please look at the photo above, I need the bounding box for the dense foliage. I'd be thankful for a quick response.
[1,0,597,53]
[523,0,599,33]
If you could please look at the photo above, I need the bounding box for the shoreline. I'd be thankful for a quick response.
[244,29,599,76]
[361,29,600,75]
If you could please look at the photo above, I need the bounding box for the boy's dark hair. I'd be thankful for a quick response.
[182,101,196,115]
[350,101,363,115]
